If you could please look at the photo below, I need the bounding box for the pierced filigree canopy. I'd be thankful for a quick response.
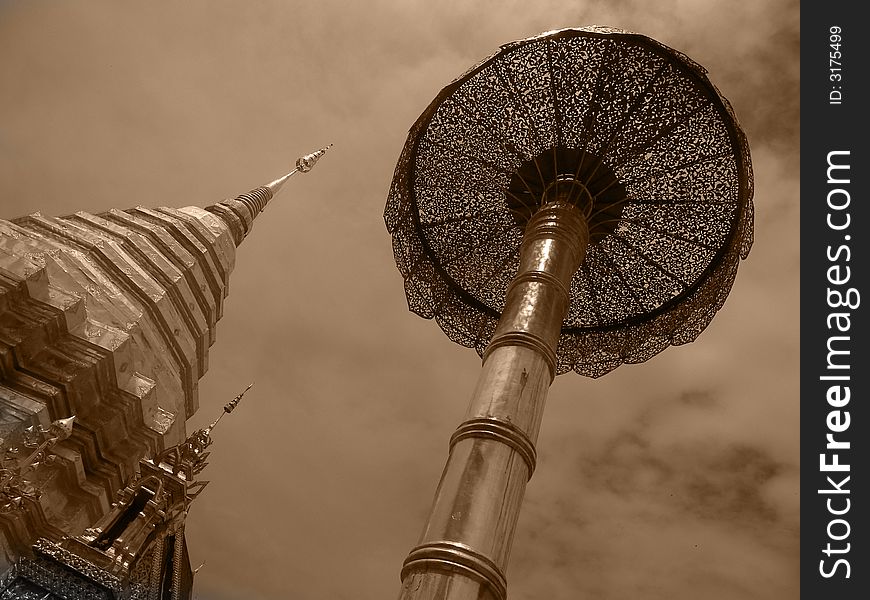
[384,26,754,377]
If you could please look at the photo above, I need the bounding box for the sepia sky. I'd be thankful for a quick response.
[0,1,799,599]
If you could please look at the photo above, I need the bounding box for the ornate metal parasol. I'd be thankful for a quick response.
[386,26,753,378]
[385,26,753,600]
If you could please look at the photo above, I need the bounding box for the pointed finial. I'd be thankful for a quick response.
[295,143,333,173]
[20,416,76,466]
[207,145,332,246]
[265,144,333,197]
[222,382,252,415]
[152,385,253,483]
[1,416,77,507]
[207,383,253,432]
[50,417,76,442]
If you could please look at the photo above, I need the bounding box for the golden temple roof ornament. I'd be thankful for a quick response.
[154,383,253,488]
[0,386,255,599]
[0,417,76,512]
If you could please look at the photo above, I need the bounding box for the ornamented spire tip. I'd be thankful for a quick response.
[206,383,254,432]
[265,144,332,196]
[295,143,333,173]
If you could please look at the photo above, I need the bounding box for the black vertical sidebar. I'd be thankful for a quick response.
[801,2,868,598]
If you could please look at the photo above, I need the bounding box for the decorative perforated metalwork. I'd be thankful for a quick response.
[385,26,754,377]
[5,555,115,600]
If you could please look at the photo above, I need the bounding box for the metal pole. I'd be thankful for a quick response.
[398,196,590,600]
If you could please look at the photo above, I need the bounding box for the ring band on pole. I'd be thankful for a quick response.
[505,270,570,307]
[483,331,558,380]
[450,418,538,477]
[401,542,508,600]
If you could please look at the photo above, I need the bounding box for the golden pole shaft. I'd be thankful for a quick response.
[398,199,589,600]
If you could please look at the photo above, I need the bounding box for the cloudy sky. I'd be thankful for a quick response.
[0,1,799,599]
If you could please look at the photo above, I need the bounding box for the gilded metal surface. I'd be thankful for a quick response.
[463,346,551,443]
[483,201,588,378]
[68,211,212,379]
[400,201,586,599]
[399,572,499,600]
[402,542,507,600]
[385,26,754,377]
[105,208,220,346]
[413,437,529,570]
